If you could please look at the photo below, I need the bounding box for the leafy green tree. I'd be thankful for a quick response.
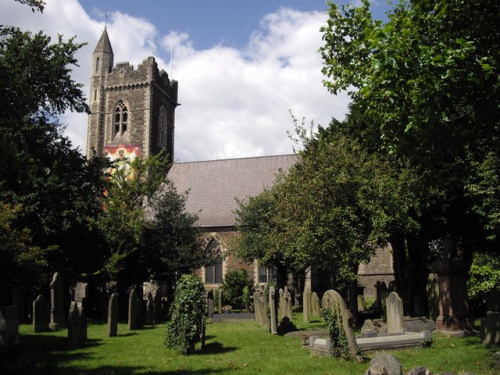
[319,0,500,312]
[0,26,108,291]
[0,202,46,303]
[93,153,169,290]
[143,180,207,303]
[221,270,253,310]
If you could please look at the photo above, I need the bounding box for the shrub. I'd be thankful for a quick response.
[165,275,206,354]
[467,251,500,314]
[221,269,252,310]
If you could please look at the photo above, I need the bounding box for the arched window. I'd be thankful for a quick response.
[95,57,100,73]
[158,106,167,148]
[113,100,128,138]
[205,238,223,284]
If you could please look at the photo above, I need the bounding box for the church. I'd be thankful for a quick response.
[86,28,394,296]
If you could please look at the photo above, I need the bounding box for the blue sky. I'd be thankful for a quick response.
[1,0,391,162]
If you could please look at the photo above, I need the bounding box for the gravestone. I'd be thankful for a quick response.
[279,288,286,319]
[303,287,311,323]
[369,352,402,375]
[269,286,277,335]
[311,292,321,317]
[49,272,65,330]
[33,294,49,332]
[128,289,138,330]
[481,290,500,346]
[12,287,25,323]
[361,319,378,336]
[285,288,293,319]
[107,293,118,337]
[74,282,88,304]
[218,289,222,314]
[426,273,439,320]
[253,287,269,328]
[207,298,214,319]
[386,291,404,333]
[4,306,19,345]
[67,302,80,349]
[0,310,5,348]
[145,293,154,325]
[79,304,87,343]
[375,282,389,313]
[153,290,163,323]
[321,290,361,362]
[358,295,366,312]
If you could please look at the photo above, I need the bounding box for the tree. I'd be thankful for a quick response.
[93,153,169,290]
[143,180,207,303]
[0,27,108,295]
[221,270,253,310]
[319,0,500,312]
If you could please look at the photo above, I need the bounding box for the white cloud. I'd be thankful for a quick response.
[0,0,350,162]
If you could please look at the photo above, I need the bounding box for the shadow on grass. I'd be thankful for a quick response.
[22,334,232,375]
[195,341,238,355]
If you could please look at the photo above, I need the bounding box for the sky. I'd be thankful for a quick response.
[0,0,391,162]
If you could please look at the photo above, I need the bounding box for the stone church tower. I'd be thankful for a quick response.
[86,28,178,161]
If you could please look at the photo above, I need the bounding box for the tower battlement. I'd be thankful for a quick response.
[87,29,178,161]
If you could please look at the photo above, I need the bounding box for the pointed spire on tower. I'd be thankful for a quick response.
[94,27,113,55]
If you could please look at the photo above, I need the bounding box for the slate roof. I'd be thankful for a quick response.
[94,27,113,54]
[167,154,297,228]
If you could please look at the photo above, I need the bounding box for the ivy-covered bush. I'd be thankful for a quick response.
[321,305,351,360]
[165,275,206,354]
[221,269,253,310]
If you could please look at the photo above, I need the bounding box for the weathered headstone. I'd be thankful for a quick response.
[279,288,286,319]
[386,291,404,333]
[218,289,222,314]
[79,304,87,344]
[107,293,118,337]
[4,306,19,345]
[481,312,500,346]
[369,352,402,375]
[426,273,439,320]
[207,299,214,319]
[358,294,366,312]
[285,287,293,319]
[269,286,277,335]
[33,294,49,333]
[67,301,80,349]
[0,310,5,348]
[146,293,154,325]
[311,292,321,317]
[12,287,25,323]
[49,272,65,330]
[253,287,269,328]
[303,287,311,323]
[361,319,378,336]
[153,290,163,323]
[74,282,88,303]
[321,290,361,362]
[128,289,138,330]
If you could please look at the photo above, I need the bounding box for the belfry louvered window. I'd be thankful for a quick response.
[158,106,167,148]
[114,100,128,138]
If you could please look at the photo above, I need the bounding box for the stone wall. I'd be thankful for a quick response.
[358,246,395,298]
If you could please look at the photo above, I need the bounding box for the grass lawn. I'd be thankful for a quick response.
[17,316,498,375]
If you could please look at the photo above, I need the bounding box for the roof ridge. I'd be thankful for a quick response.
[172,153,296,165]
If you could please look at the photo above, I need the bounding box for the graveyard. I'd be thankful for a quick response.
[1,275,499,374]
